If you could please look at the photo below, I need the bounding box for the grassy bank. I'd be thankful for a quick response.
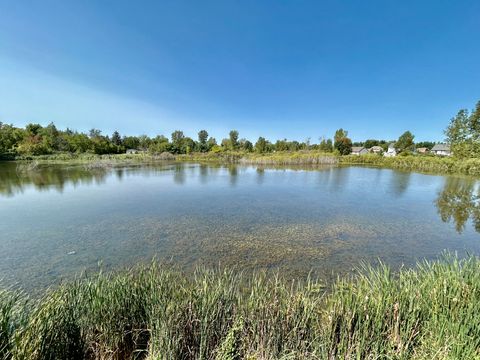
[340,154,480,176]
[179,151,480,175]
[10,152,175,166]
[177,150,338,166]
[9,151,480,176]
[1,255,480,359]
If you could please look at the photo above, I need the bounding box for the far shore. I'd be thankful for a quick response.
[4,150,480,177]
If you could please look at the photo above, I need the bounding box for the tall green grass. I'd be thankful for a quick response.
[1,255,480,359]
[12,151,480,176]
[341,154,480,176]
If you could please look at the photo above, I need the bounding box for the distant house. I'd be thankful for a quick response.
[384,143,397,157]
[126,149,140,154]
[431,144,451,156]
[416,147,429,154]
[369,146,383,154]
[351,146,368,155]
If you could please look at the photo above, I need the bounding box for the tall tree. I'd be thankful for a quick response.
[396,131,415,153]
[111,131,122,146]
[198,130,209,152]
[468,101,480,141]
[89,128,102,138]
[319,137,333,152]
[334,129,348,144]
[335,137,352,155]
[334,128,352,155]
[171,130,185,154]
[229,130,239,150]
[445,109,469,145]
[207,137,217,151]
[242,139,253,152]
[198,130,208,145]
[255,137,268,153]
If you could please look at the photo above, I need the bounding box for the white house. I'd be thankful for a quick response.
[370,146,383,154]
[431,144,451,156]
[384,143,397,157]
[351,147,368,155]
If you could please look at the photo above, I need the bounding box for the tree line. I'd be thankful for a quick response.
[445,100,480,158]
[1,99,478,158]
[0,122,433,158]
[0,124,330,156]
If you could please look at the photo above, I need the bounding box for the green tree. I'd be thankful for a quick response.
[239,139,253,152]
[255,137,268,153]
[198,130,209,152]
[171,131,184,144]
[89,128,102,138]
[396,131,415,153]
[334,129,352,155]
[444,101,480,158]
[416,141,435,150]
[183,137,196,154]
[468,101,480,141]
[112,131,122,146]
[229,130,239,150]
[335,137,352,155]
[275,139,289,151]
[67,132,91,153]
[40,123,61,152]
[137,135,152,150]
[334,129,348,144]
[221,138,231,149]
[122,136,141,150]
[149,135,170,153]
[445,109,469,145]
[25,123,42,136]
[0,123,25,155]
[244,140,253,152]
[170,131,185,153]
[198,130,208,144]
[319,137,333,152]
[207,137,217,151]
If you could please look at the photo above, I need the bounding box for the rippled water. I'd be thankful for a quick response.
[1,161,479,289]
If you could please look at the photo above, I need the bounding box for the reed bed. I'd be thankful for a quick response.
[239,152,338,166]
[1,255,479,359]
[13,153,174,165]
[11,151,480,176]
[341,154,480,176]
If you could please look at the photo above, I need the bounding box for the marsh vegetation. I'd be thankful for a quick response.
[1,255,480,359]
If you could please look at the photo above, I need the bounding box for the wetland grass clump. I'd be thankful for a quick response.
[1,255,480,359]
[340,154,480,175]
[239,151,338,166]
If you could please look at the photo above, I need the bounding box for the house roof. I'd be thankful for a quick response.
[370,146,383,151]
[388,142,396,149]
[351,147,365,153]
[431,144,450,151]
[416,147,428,152]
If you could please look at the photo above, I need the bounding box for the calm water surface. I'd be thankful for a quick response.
[1,161,479,289]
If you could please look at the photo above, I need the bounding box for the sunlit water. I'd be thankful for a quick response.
[1,161,479,290]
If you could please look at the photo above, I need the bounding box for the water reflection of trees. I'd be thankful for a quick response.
[0,163,109,197]
[391,171,411,197]
[436,177,480,233]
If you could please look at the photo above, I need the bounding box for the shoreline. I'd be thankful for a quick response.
[5,151,480,177]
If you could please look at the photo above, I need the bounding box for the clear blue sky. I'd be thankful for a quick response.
[0,0,479,142]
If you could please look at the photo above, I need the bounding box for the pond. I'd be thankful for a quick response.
[1,161,479,290]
